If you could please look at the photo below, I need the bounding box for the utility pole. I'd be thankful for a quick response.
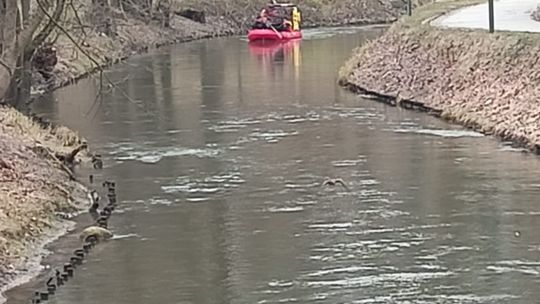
[407,0,412,16]
[488,0,494,33]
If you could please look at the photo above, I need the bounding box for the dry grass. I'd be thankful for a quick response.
[0,106,89,275]
[340,0,540,83]
[339,0,540,151]
[0,107,86,156]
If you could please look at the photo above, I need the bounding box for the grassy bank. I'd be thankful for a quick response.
[339,0,540,152]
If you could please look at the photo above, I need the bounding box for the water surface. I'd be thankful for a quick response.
[10,25,540,304]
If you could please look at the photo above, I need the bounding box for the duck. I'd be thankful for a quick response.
[96,216,109,228]
[89,201,99,221]
[87,190,100,207]
[322,178,349,191]
[92,154,103,169]
[46,277,56,294]
[63,263,74,277]
[55,270,64,286]
[35,291,48,301]
[102,180,115,189]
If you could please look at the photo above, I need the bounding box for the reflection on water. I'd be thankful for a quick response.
[248,40,302,82]
[8,26,540,304]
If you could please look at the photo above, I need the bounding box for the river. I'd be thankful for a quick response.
[7,26,540,304]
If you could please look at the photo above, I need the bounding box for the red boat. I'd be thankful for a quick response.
[248,2,302,43]
[248,29,302,42]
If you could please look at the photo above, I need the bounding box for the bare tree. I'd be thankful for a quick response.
[0,0,66,102]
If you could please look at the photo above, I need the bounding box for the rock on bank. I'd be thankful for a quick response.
[339,1,540,152]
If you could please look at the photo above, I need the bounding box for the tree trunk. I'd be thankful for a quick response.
[0,0,56,102]
[0,0,19,102]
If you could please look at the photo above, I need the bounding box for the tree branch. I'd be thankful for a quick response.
[68,0,87,37]
[0,59,13,76]
[26,0,66,58]
[36,0,144,110]
[17,0,53,52]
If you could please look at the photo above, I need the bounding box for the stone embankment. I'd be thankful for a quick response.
[339,0,540,153]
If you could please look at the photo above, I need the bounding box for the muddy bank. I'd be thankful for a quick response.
[32,0,422,93]
[0,106,92,301]
[339,0,540,153]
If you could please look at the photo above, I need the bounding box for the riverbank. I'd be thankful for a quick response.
[0,106,91,302]
[34,0,418,93]
[339,0,540,153]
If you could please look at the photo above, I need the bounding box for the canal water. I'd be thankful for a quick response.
[10,26,540,303]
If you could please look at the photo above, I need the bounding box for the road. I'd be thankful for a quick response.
[431,0,540,33]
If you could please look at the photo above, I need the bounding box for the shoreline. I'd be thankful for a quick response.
[339,0,540,154]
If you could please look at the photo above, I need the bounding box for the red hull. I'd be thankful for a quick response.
[247,29,302,42]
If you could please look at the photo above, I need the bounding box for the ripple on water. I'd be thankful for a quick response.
[485,260,540,276]
[390,128,484,138]
[249,129,299,143]
[304,266,378,278]
[331,158,366,167]
[160,172,245,198]
[268,280,295,288]
[108,142,221,164]
[308,222,353,229]
[148,198,173,206]
[111,233,140,240]
[345,223,455,236]
[267,206,305,213]
[208,118,263,133]
[306,271,453,288]
[420,294,521,304]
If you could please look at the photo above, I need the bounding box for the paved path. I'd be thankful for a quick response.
[431,0,540,33]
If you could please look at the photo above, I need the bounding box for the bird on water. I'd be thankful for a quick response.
[322,178,349,191]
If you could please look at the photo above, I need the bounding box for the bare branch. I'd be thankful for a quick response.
[27,0,66,58]
[0,59,13,76]
[35,0,145,110]
[68,0,87,37]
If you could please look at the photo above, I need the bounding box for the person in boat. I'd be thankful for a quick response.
[253,4,294,32]
[253,5,275,29]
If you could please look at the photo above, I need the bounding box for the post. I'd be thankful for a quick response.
[488,0,494,33]
[407,0,412,16]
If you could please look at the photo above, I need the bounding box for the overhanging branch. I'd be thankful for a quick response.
[35,0,145,110]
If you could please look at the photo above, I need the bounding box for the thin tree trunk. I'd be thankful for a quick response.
[0,0,53,101]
